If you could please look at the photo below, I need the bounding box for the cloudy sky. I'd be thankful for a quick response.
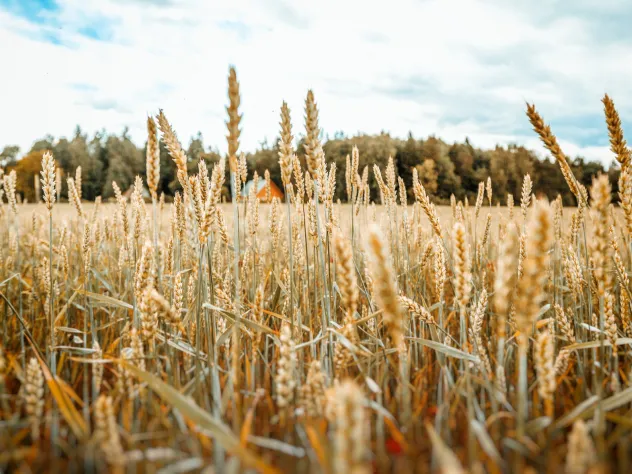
[1,0,631,164]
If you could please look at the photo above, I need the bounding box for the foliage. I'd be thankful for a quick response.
[9,150,46,202]
[2,128,620,204]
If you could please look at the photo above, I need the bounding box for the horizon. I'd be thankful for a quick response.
[0,124,624,169]
[2,0,632,165]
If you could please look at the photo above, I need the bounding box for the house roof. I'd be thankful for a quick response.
[241,179,268,197]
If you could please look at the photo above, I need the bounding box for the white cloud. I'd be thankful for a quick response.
[0,0,631,166]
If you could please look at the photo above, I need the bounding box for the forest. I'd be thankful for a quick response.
[0,126,618,205]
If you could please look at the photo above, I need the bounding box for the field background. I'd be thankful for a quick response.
[15,202,617,239]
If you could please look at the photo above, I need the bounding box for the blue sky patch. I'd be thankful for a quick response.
[36,28,64,46]
[547,114,610,148]
[1,0,116,43]
[77,24,114,42]
[0,0,59,24]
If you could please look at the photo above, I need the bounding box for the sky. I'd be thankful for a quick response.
[1,0,632,165]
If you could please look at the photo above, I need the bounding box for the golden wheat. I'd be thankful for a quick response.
[2,81,632,474]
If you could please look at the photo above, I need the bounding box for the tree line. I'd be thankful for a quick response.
[1,126,620,205]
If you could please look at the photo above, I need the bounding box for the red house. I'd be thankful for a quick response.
[241,179,284,203]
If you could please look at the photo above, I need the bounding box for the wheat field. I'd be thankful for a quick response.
[1,71,631,474]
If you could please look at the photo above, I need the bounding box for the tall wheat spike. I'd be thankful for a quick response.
[157,110,189,191]
[526,104,582,202]
[226,66,241,175]
[602,94,630,169]
[146,116,160,200]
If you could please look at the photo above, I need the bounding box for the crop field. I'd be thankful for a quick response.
[11,202,608,237]
[9,202,519,228]
[1,70,632,474]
